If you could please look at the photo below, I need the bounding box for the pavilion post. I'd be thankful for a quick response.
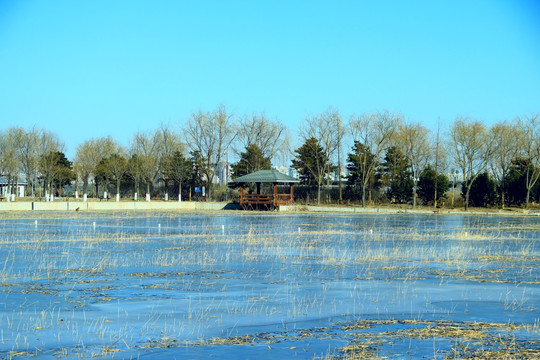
[290,183,294,203]
[240,187,244,207]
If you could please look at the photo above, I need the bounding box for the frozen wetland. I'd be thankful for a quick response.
[0,211,538,359]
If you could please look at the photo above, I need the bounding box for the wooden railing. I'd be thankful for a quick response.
[241,194,273,205]
[240,193,294,210]
[240,186,294,210]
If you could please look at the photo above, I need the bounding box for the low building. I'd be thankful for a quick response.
[0,177,26,197]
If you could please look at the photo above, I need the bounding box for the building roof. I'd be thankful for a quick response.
[232,169,299,183]
[0,177,27,185]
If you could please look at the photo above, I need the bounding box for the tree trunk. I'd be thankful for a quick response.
[178,182,182,201]
[164,179,169,199]
[465,185,470,211]
[526,187,531,210]
[31,174,36,197]
[116,179,121,198]
[413,183,417,208]
[83,175,88,195]
[500,177,505,209]
[434,122,440,209]
[135,176,140,199]
[338,140,342,204]
[361,183,366,208]
[7,175,12,196]
[317,182,321,205]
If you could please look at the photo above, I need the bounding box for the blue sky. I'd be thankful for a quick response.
[1,1,539,158]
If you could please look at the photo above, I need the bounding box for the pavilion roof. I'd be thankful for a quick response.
[232,169,299,183]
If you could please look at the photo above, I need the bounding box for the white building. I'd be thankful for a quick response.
[0,177,26,197]
[272,166,300,180]
[216,162,232,185]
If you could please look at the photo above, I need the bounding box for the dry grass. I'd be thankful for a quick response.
[182,319,539,360]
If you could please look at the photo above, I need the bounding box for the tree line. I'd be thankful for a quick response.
[1,105,539,209]
[289,109,540,210]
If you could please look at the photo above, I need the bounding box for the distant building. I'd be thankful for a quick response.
[216,162,232,185]
[330,168,349,182]
[447,170,464,183]
[272,166,299,180]
[0,177,26,197]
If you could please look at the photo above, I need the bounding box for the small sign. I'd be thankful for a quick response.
[195,187,200,193]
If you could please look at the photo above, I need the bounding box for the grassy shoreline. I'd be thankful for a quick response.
[0,200,539,217]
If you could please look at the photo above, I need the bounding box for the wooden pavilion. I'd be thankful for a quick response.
[232,169,299,210]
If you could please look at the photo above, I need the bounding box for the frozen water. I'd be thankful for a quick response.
[0,212,538,359]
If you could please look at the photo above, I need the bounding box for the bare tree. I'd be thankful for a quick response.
[75,140,98,196]
[38,130,64,197]
[235,113,286,161]
[185,104,236,199]
[274,131,294,168]
[292,137,329,205]
[449,117,492,210]
[74,137,115,197]
[349,111,400,207]
[397,122,431,207]
[0,128,23,198]
[101,146,128,198]
[130,132,160,198]
[17,127,41,197]
[167,150,191,201]
[334,113,346,203]
[489,120,524,208]
[517,113,540,209]
[300,107,344,204]
[127,152,143,198]
[155,124,184,199]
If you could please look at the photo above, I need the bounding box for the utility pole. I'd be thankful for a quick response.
[451,169,455,208]
[337,124,343,204]
[434,120,440,208]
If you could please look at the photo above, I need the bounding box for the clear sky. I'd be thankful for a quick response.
[1,1,539,158]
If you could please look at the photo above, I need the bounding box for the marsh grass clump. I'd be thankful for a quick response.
[328,320,539,360]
